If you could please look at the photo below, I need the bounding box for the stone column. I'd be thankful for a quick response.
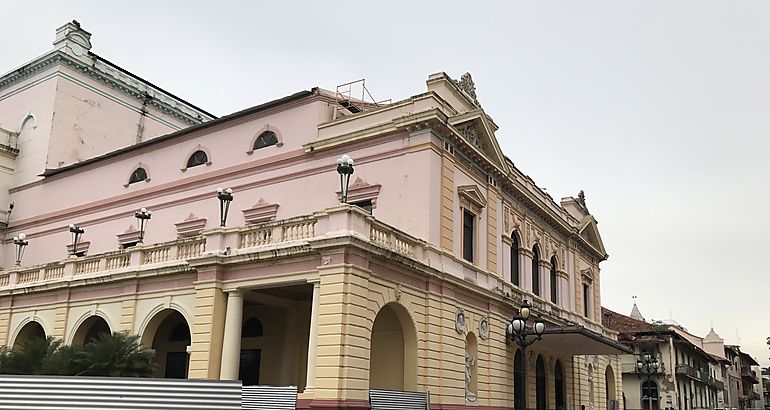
[304,281,321,391]
[219,290,243,380]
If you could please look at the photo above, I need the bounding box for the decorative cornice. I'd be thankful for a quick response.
[0,51,213,126]
[116,225,140,248]
[242,199,279,225]
[336,177,381,207]
[175,213,207,237]
[66,240,90,256]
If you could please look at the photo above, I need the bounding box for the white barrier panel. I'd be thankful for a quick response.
[0,375,242,410]
[241,385,297,409]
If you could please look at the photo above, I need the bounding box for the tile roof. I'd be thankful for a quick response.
[602,307,655,335]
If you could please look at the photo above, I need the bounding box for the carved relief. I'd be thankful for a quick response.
[454,72,481,106]
[478,316,489,340]
[504,206,511,233]
[455,308,466,333]
[457,123,485,151]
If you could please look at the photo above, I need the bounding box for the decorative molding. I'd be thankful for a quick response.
[174,213,207,238]
[246,124,284,155]
[116,225,140,248]
[180,145,212,172]
[458,185,486,214]
[242,198,279,225]
[336,177,381,207]
[123,162,151,187]
[0,52,211,126]
[66,240,90,256]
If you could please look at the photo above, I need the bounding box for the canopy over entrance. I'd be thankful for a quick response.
[540,326,632,355]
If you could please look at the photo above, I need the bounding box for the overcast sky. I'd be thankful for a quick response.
[3,1,769,365]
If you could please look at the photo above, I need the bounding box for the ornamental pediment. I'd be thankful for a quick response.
[458,185,486,211]
[578,216,607,257]
[448,112,507,171]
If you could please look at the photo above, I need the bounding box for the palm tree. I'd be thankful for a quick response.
[1,337,61,374]
[40,344,87,376]
[77,331,155,377]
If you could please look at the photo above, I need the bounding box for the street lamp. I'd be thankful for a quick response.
[506,300,546,410]
[336,154,354,203]
[637,352,660,410]
[68,224,85,257]
[134,208,152,244]
[13,233,28,266]
[217,187,234,227]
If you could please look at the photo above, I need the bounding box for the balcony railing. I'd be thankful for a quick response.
[675,364,725,389]
[0,236,208,289]
[0,207,423,291]
[741,367,759,384]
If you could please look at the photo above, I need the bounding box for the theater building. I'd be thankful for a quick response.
[0,22,628,409]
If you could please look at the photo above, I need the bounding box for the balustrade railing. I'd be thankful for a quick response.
[142,246,171,265]
[105,254,130,270]
[74,259,100,276]
[43,265,64,280]
[370,221,418,257]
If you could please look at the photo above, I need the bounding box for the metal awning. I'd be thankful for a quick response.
[539,326,633,355]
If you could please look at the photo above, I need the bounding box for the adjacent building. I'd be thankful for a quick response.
[0,22,630,409]
[604,306,726,410]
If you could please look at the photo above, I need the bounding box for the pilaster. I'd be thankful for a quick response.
[313,264,372,403]
[486,191,499,275]
[440,151,455,252]
[52,306,68,340]
[188,274,226,379]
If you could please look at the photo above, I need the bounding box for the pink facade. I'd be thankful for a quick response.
[0,22,624,410]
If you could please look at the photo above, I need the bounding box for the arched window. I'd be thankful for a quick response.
[186,150,208,168]
[532,245,541,296]
[511,231,520,286]
[641,380,659,410]
[253,131,278,150]
[550,256,558,304]
[555,360,565,410]
[536,355,546,410]
[128,167,148,184]
[514,349,525,410]
[241,317,264,338]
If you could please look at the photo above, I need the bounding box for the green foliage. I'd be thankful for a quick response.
[0,332,155,377]
[77,332,154,377]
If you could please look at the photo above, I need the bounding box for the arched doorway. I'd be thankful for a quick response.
[369,303,417,391]
[555,360,565,410]
[13,321,45,348]
[514,350,525,410]
[140,309,190,378]
[71,316,111,346]
[536,355,546,410]
[606,365,617,409]
[641,380,659,410]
